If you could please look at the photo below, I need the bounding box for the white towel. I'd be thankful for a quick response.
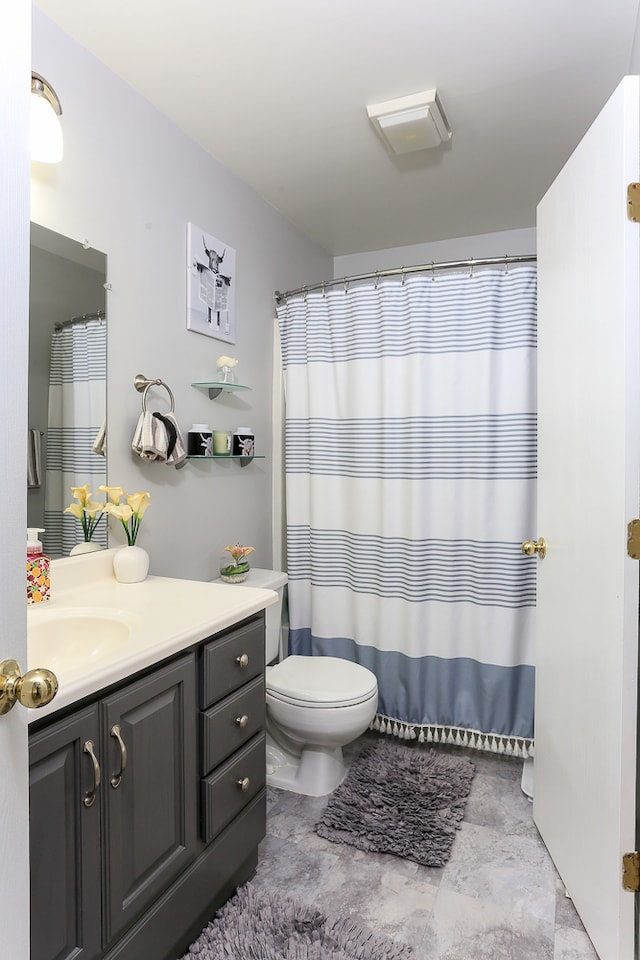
[92,419,107,457]
[131,411,168,461]
[131,411,187,468]
[28,429,42,488]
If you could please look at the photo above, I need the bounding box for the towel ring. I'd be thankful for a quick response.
[134,374,175,414]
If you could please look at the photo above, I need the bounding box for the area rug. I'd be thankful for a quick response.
[180,882,412,959]
[315,739,475,867]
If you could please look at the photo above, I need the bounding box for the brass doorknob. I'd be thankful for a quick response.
[0,659,58,715]
[521,538,546,559]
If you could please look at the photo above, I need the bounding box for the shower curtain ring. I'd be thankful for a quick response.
[431,261,436,281]
[469,258,474,278]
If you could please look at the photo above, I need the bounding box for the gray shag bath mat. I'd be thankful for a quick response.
[316,738,475,867]
[180,882,412,959]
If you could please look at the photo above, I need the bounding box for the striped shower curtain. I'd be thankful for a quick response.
[276,265,537,757]
[44,317,107,557]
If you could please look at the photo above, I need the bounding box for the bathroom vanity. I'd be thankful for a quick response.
[26,550,275,960]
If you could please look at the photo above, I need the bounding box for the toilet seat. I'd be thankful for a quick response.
[266,655,377,708]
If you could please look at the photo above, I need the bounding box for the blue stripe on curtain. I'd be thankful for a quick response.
[277,266,537,757]
[286,527,536,608]
[286,414,536,479]
[288,629,534,741]
[46,428,108,473]
[280,270,536,364]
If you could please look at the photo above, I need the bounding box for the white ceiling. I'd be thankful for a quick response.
[33,0,640,256]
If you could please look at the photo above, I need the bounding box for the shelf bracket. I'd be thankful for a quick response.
[207,387,223,399]
[239,456,254,468]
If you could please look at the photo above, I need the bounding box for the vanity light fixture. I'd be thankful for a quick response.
[366,88,451,155]
[31,72,63,163]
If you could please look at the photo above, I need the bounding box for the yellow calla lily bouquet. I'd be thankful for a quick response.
[102,487,151,545]
[65,485,151,545]
[64,484,106,542]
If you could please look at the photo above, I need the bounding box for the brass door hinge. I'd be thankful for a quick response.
[628,184,640,221]
[623,852,640,891]
[627,520,640,559]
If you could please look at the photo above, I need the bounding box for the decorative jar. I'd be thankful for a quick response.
[70,541,104,556]
[113,545,150,583]
[219,559,250,583]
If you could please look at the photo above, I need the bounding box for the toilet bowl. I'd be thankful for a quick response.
[236,568,378,797]
[266,654,378,796]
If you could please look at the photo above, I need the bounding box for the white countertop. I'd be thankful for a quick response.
[27,549,277,723]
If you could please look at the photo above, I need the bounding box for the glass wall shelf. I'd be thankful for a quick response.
[186,454,263,468]
[192,381,252,400]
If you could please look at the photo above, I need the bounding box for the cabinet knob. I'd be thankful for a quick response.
[237,776,250,792]
[236,653,249,669]
[235,714,249,729]
[0,659,58,715]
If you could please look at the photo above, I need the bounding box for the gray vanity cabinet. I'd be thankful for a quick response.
[29,653,197,960]
[199,616,266,844]
[101,655,197,944]
[29,705,102,960]
[29,612,267,960]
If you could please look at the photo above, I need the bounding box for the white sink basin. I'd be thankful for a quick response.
[28,607,140,672]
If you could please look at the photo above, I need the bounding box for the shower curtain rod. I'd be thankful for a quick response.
[274,254,537,305]
[54,309,105,331]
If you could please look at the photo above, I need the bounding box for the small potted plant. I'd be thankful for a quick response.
[220,543,255,583]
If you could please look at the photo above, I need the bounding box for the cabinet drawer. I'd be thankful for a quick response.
[201,675,265,774]
[201,733,265,844]
[200,616,264,708]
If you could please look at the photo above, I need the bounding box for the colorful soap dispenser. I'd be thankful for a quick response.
[27,528,50,604]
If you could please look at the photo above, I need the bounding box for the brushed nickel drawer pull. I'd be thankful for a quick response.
[110,723,128,789]
[236,653,249,669]
[83,740,101,808]
[237,776,250,792]
[236,714,249,729]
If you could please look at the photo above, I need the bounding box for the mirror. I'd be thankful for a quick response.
[28,223,107,559]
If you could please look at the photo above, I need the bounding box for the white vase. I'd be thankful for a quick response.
[113,545,149,583]
[70,541,104,556]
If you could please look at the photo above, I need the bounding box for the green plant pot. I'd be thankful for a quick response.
[220,561,250,583]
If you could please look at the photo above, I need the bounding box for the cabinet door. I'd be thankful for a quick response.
[101,654,197,945]
[29,706,102,960]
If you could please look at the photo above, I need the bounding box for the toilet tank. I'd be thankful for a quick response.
[238,568,288,664]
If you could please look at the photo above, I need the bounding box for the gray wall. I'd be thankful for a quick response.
[630,5,640,74]
[31,9,332,580]
[333,227,536,279]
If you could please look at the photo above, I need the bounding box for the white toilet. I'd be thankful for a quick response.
[245,568,378,797]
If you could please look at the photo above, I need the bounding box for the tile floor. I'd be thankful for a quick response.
[251,732,600,960]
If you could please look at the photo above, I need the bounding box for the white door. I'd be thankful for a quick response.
[0,0,32,956]
[534,76,640,960]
